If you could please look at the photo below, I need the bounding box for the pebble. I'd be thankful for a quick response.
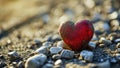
[8,51,19,61]
[99,44,105,47]
[50,47,63,54]
[34,46,48,55]
[88,42,96,49]
[99,37,112,45]
[25,54,47,68]
[61,49,74,59]
[52,54,61,60]
[42,63,53,68]
[54,59,62,65]
[43,42,52,48]
[117,48,120,53]
[80,50,94,62]
[57,41,64,47]
[114,38,120,43]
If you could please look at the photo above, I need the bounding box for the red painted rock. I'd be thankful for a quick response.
[59,20,94,51]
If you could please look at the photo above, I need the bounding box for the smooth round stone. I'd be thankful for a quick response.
[25,54,47,68]
[61,49,74,59]
[35,46,48,55]
[54,59,62,65]
[50,47,63,54]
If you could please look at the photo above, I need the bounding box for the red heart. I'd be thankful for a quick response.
[59,20,94,51]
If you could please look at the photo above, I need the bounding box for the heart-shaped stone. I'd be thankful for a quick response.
[59,20,94,51]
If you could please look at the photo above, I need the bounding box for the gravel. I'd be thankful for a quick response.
[61,49,74,59]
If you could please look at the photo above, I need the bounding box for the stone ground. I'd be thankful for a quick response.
[0,0,120,68]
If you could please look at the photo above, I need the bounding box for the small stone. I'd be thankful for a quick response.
[52,34,61,42]
[42,63,53,68]
[54,59,62,65]
[43,42,52,48]
[52,54,61,60]
[99,37,112,45]
[61,49,74,59]
[8,51,19,61]
[99,44,105,47]
[25,54,47,68]
[34,46,48,55]
[57,41,64,47]
[88,42,96,49]
[80,50,94,62]
[50,47,63,54]
[96,60,110,68]
[108,11,118,19]
[114,38,120,43]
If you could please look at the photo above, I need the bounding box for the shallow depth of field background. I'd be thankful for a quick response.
[0,0,120,40]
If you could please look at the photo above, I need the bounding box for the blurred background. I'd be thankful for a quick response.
[0,0,120,39]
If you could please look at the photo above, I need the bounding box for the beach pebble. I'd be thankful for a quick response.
[54,59,62,65]
[61,49,74,59]
[57,41,64,47]
[50,47,63,54]
[88,42,96,49]
[25,54,47,68]
[52,54,61,60]
[8,51,19,61]
[80,50,94,62]
[96,60,110,68]
[34,46,48,55]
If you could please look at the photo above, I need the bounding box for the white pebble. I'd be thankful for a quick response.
[25,54,47,68]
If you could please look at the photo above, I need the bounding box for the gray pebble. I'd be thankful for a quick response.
[88,42,96,49]
[114,38,120,43]
[61,49,74,59]
[57,41,64,47]
[25,54,47,68]
[80,50,94,62]
[50,47,63,54]
[8,51,19,61]
[43,42,52,48]
[54,59,62,65]
[34,46,48,55]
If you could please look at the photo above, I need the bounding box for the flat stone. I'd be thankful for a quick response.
[57,41,64,47]
[52,54,61,60]
[25,54,47,68]
[34,46,48,55]
[80,50,94,62]
[50,47,63,54]
[61,49,74,59]
[43,42,52,48]
[114,38,120,43]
